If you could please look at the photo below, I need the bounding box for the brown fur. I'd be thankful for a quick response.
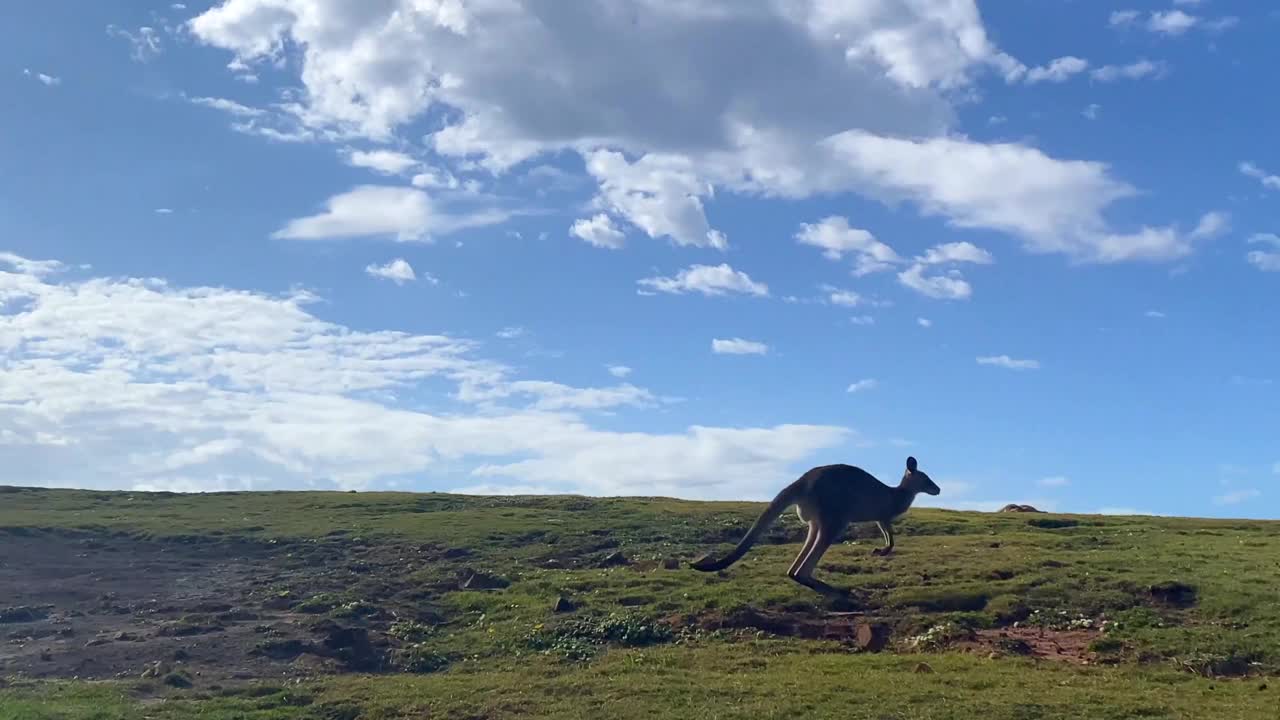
[689,456,941,595]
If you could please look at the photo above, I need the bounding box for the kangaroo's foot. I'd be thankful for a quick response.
[790,573,848,597]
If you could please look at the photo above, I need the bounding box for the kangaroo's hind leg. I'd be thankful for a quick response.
[788,517,847,596]
[787,520,819,578]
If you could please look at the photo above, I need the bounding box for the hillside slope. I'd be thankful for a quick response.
[1,486,1278,719]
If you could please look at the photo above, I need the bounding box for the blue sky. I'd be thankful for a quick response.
[3,0,1277,518]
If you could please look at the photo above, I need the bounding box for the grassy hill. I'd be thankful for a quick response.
[1,485,1278,719]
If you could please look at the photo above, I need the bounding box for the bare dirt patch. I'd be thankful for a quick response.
[960,627,1101,665]
[0,530,465,686]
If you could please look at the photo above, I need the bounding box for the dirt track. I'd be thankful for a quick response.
[0,529,452,685]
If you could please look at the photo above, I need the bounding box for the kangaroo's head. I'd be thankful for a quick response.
[901,456,940,496]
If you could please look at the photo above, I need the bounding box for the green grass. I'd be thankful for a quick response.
[3,485,1280,718]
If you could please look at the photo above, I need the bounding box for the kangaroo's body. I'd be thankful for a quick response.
[689,457,940,595]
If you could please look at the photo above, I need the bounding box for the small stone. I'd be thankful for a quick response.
[598,551,630,567]
[853,623,888,652]
[552,596,575,613]
[543,559,565,570]
[140,661,170,679]
[113,631,136,642]
[460,570,510,590]
[914,662,934,673]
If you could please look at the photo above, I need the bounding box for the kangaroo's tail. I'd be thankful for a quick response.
[689,481,804,572]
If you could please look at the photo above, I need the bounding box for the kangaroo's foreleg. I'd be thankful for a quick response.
[871,521,895,556]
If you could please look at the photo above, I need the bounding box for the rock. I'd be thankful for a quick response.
[598,551,630,568]
[172,649,191,662]
[853,623,888,653]
[543,559,565,570]
[552,596,575,613]
[913,662,935,674]
[1148,581,1197,607]
[162,671,193,689]
[85,637,110,647]
[318,622,382,672]
[461,570,510,590]
[113,631,137,642]
[998,504,1043,513]
[0,606,49,624]
[661,558,681,570]
[140,661,171,679]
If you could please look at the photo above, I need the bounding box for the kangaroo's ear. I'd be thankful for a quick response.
[906,456,918,472]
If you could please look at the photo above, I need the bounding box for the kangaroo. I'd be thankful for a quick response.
[689,456,940,595]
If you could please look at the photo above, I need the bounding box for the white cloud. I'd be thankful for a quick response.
[638,264,768,297]
[607,365,632,379]
[1145,310,1166,318]
[0,252,850,497]
[1109,10,1141,27]
[977,355,1040,370]
[846,379,878,393]
[271,185,507,241]
[1038,476,1070,488]
[1213,488,1261,506]
[898,264,972,300]
[1189,211,1230,241]
[107,24,162,62]
[916,241,994,266]
[824,131,1201,263]
[0,252,65,278]
[849,315,875,326]
[1021,56,1089,84]
[184,1,1200,269]
[495,326,526,340]
[1111,9,1236,37]
[458,380,659,412]
[411,168,460,190]
[189,96,263,118]
[570,213,625,250]
[711,338,768,355]
[345,149,419,175]
[1202,17,1240,33]
[364,258,418,285]
[1240,162,1280,191]
[1091,60,1166,82]
[154,208,174,215]
[1246,233,1280,272]
[917,317,932,328]
[824,287,863,307]
[585,151,728,250]
[795,216,901,275]
[1148,10,1200,35]
[1083,104,1100,120]
[22,68,61,86]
